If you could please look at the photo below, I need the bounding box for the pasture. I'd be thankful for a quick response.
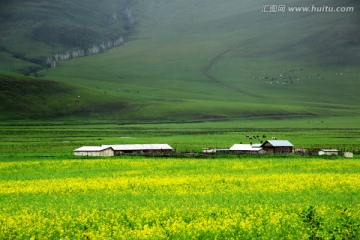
[0,118,359,156]
[1,1,360,122]
[0,122,359,239]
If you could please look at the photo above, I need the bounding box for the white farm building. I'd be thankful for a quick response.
[229,144,266,154]
[74,144,173,156]
[73,146,115,156]
[102,144,173,155]
[318,149,339,156]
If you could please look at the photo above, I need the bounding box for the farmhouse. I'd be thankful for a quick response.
[102,144,173,155]
[260,140,294,154]
[73,146,115,156]
[318,149,339,156]
[229,144,266,154]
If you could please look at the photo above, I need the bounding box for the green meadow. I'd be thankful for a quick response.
[1,118,360,157]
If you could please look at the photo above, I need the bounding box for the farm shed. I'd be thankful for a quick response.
[73,146,115,156]
[260,140,294,154]
[203,148,230,154]
[102,144,173,155]
[229,144,266,154]
[344,152,353,158]
[203,148,217,153]
[318,149,339,156]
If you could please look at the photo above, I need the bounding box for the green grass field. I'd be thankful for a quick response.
[0,119,360,157]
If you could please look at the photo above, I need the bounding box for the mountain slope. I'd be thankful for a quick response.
[0,0,359,122]
[0,73,132,120]
[0,0,133,74]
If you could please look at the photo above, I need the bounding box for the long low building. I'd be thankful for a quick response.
[74,144,173,156]
[102,144,173,155]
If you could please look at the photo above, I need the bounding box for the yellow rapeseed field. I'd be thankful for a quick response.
[1,158,359,239]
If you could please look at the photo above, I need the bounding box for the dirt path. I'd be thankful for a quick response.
[202,44,264,99]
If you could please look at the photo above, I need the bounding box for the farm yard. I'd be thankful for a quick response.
[0,120,359,239]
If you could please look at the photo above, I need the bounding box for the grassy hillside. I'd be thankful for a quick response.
[0,0,132,74]
[0,0,359,122]
[0,73,133,120]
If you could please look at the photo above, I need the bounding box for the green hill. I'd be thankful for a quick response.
[0,0,132,74]
[0,0,359,123]
[0,73,133,120]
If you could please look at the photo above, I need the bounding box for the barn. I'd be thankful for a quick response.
[229,144,266,154]
[73,146,115,156]
[260,140,294,154]
[102,144,173,155]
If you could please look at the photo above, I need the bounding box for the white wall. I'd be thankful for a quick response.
[74,148,114,156]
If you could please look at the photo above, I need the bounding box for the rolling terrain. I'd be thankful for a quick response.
[0,0,359,123]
